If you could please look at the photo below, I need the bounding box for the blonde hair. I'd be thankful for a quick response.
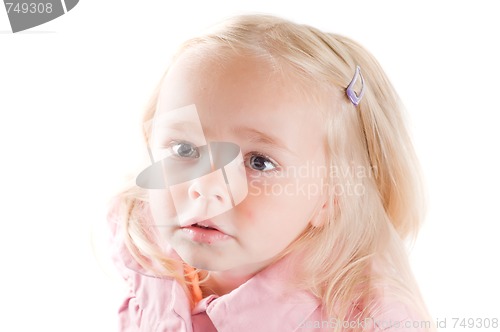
[111,14,433,330]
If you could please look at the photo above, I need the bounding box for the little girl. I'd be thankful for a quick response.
[109,14,434,331]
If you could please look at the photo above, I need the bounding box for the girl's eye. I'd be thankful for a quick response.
[245,153,278,172]
[170,141,200,159]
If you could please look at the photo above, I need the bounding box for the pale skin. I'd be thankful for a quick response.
[148,48,331,297]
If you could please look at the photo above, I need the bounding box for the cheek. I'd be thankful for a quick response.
[148,189,178,226]
[240,174,324,226]
[244,208,253,220]
[237,177,313,225]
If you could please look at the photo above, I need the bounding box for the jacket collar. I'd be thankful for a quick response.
[182,256,322,331]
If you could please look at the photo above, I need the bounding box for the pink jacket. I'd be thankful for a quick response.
[109,218,429,331]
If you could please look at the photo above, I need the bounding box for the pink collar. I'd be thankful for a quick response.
[172,256,322,330]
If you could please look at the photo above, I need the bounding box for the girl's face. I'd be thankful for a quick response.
[148,49,330,276]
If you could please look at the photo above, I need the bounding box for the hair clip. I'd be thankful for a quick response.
[346,66,365,106]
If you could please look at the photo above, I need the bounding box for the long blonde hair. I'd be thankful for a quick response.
[112,14,432,330]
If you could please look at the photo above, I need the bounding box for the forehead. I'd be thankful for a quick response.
[159,49,281,108]
[155,48,330,153]
[160,48,329,117]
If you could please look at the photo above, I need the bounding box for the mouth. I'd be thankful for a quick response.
[180,219,232,244]
[191,221,221,231]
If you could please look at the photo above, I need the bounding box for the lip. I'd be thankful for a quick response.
[180,218,232,244]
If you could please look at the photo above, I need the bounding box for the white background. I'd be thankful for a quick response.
[1,1,499,331]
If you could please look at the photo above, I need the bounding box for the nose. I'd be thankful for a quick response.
[187,170,230,204]
[165,142,248,223]
[171,169,233,222]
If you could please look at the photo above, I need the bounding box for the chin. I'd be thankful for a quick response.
[182,256,229,272]
[174,244,226,271]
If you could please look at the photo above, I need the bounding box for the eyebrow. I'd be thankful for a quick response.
[153,119,294,154]
[150,120,207,146]
[158,121,196,132]
[153,119,204,135]
[231,126,293,154]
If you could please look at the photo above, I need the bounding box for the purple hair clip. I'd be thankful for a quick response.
[346,66,365,106]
